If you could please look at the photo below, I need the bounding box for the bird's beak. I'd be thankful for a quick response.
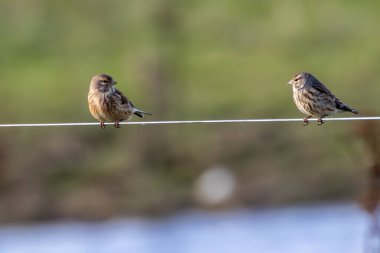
[112,80,117,85]
[287,80,293,85]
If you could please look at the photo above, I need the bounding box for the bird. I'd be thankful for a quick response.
[288,72,358,126]
[88,73,151,129]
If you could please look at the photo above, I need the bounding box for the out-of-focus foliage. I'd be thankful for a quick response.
[0,0,378,222]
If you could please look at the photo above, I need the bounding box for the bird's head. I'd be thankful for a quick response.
[287,72,314,89]
[90,73,117,93]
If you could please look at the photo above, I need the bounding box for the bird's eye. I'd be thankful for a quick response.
[294,78,299,82]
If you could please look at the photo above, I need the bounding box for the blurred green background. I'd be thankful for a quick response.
[0,0,378,222]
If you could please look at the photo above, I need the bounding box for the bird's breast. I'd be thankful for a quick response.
[88,90,133,122]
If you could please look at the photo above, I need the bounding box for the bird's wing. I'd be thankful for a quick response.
[114,89,130,105]
[310,81,349,109]
[310,81,335,97]
[114,89,152,116]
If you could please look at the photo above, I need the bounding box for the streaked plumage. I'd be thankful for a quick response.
[288,72,358,125]
[88,74,151,129]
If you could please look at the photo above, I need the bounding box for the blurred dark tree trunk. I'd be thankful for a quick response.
[355,119,380,253]
[135,0,190,170]
[0,137,7,188]
[122,0,195,214]
[148,0,182,119]
[356,120,380,215]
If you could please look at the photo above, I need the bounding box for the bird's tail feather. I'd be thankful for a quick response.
[337,102,359,114]
[133,109,152,118]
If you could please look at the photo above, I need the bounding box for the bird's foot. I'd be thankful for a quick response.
[317,118,324,126]
[303,116,311,126]
[100,121,106,129]
[114,122,121,128]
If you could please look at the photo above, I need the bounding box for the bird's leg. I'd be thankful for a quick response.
[317,117,324,126]
[114,121,121,128]
[303,116,312,126]
[100,121,106,129]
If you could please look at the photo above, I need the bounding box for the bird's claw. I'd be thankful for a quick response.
[114,122,121,128]
[303,118,309,126]
[100,121,106,129]
[317,118,324,126]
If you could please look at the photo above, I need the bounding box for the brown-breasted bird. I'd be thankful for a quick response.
[88,74,151,129]
[288,72,358,126]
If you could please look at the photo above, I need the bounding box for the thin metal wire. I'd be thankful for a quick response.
[0,117,379,127]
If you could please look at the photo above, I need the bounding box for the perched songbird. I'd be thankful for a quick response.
[88,73,151,129]
[288,72,358,126]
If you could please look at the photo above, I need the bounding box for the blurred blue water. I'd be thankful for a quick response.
[0,203,369,253]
